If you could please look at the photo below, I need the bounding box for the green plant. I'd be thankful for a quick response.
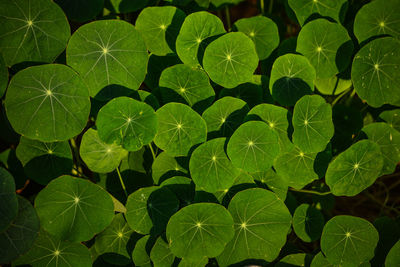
[1,0,400,266]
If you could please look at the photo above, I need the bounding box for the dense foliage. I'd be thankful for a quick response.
[1,0,400,266]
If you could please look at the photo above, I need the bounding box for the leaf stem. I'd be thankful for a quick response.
[289,188,332,196]
[225,6,231,30]
[331,88,351,106]
[148,143,156,160]
[116,166,128,197]
[260,0,264,14]
[268,0,274,14]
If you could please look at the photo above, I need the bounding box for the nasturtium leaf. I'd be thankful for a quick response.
[310,252,334,267]
[154,102,207,157]
[135,6,186,56]
[16,136,73,185]
[288,0,347,26]
[107,0,147,13]
[247,103,293,153]
[292,95,334,153]
[96,97,158,152]
[321,215,379,266]
[0,196,40,264]
[276,253,313,267]
[234,16,279,60]
[269,54,316,106]
[372,216,400,267]
[150,236,175,267]
[0,54,7,98]
[176,11,226,67]
[0,167,18,232]
[179,257,208,267]
[161,176,195,205]
[132,235,152,267]
[152,152,188,184]
[215,170,256,205]
[35,175,115,242]
[362,122,400,175]
[325,140,384,196]
[125,186,179,235]
[145,53,182,90]
[352,37,400,107]
[95,213,134,264]
[251,169,288,200]
[80,128,128,173]
[380,109,400,132]
[292,204,324,242]
[189,137,240,193]
[386,240,400,267]
[203,32,259,88]
[5,64,90,142]
[315,75,352,95]
[66,20,148,97]
[166,203,234,261]
[354,0,400,43]
[15,229,92,267]
[0,0,70,67]
[274,145,319,189]
[227,121,280,173]
[211,0,245,8]
[55,0,103,22]
[202,96,249,138]
[159,64,215,110]
[296,19,353,79]
[217,188,292,266]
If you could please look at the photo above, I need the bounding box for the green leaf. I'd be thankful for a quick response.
[276,253,313,267]
[321,215,379,266]
[150,236,175,267]
[0,54,7,98]
[217,188,292,266]
[315,75,352,95]
[145,53,182,90]
[351,37,400,107]
[380,109,400,132]
[132,235,152,267]
[386,240,400,267]
[203,32,259,88]
[297,19,353,79]
[288,0,347,25]
[125,186,179,235]
[292,95,334,153]
[80,128,128,173]
[189,137,240,193]
[160,176,195,205]
[96,97,158,152]
[176,11,226,67]
[292,203,325,242]
[166,202,234,261]
[362,122,400,175]
[0,167,18,232]
[354,0,400,44]
[152,152,188,184]
[251,169,288,200]
[0,0,70,66]
[135,6,186,56]
[16,136,73,185]
[227,121,280,173]
[55,0,103,22]
[372,216,400,267]
[325,140,384,196]
[0,196,40,264]
[269,53,316,106]
[154,102,207,157]
[14,229,92,267]
[35,175,115,242]
[66,20,148,97]
[233,16,279,60]
[107,0,147,13]
[5,64,90,142]
[310,251,334,267]
[159,64,215,110]
[211,0,245,8]
[178,257,208,267]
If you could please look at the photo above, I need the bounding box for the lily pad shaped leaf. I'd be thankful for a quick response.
[362,122,400,175]
[227,121,280,173]
[351,37,400,108]
[152,151,188,184]
[54,0,104,22]
[292,95,334,153]
[296,19,353,79]
[321,215,379,266]
[269,53,316,106]
[217,188,292,266]
[203,32,259,88]
[150,236,175,267]
[166,203,234,261]
[315,75,352,95]
[135,6,186,56]
[234,16,279,60]
[14,229,92,267]
[176,11,226,67]
[354,0,400,43]
[0,167,18,232]
[66,20,148,97]
[385,240,400,267]
[325,140,384,197]
[292,203,325,242]
[154,102,207,157]
[34,175,115,242]
[0,196,40,264]
[380,109,400,132]
[96,97,158,152]
[132,235,152,267]
[80,128,128,173]
[190,137,240,193]
[159,64,215,108]
[288,0,347,26]
[0,0,70,66]
[5,64,90,142]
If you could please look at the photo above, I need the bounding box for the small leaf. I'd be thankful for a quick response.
[132,235,153,267]
[292,203,325,242]
[385,240,400,267]
[150,236,175,267]
[380,109,400,132]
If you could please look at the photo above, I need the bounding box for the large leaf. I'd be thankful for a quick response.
[0,167,18,232]
[292,203,324,242]
[5,64,90,142]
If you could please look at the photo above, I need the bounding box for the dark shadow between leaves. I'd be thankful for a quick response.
[157,169,187,185]
[24,155,73,185]
[197,33,225,66]
[303,14,337,26]
[271,77,313,107]
[165,9,186,54]
[227,258,269,267]
[221,183,258,207]
[335,40,354,74]
[208,105,250,139]
[160,178,196,206]
[313,143,332,178]
[220,82,264,108]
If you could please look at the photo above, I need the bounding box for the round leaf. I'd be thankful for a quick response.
[311,252,334,267]
[0,167,18,232]
[315,76,352,95]
[35,175,115,242]
[150,236,175,267]
[152,152,188,184]
[386,240,400,267]
[380,109,400,132]
[132,235,152,267]
[55,0,103,22]
[293,203,325,242]
[5,64,90,142]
